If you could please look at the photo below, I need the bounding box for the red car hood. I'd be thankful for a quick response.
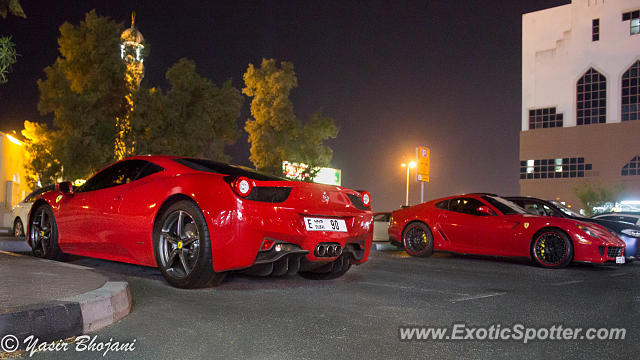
[506,214,624,246]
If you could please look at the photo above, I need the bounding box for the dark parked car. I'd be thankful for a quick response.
[507,197,640,260]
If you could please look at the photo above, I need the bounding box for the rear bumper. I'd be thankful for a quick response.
[207,199,373,272]
[240,239,368,276]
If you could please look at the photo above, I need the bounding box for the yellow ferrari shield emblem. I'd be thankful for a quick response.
[177,241,183,249]
[524,222,530,229]
[56,195,63,203]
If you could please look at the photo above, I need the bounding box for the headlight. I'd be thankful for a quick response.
[578,225,599,239]
[621,228,640,238]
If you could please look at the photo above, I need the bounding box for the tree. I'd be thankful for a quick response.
[0,36,17,84]
[298,111,339,179]
[1,0,25,84]
[21,121,61,188]
[243,59,338,177]
[574,182,626,216]
[131,58,242,161]
[0,0,25,18]
[37,10,128,180]
[243,59,299,175]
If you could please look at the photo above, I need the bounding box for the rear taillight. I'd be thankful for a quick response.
[361,191,371,207]
[233,177,253,197]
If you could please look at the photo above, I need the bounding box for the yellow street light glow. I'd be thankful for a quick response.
[6,134,22,146]
[401,163,407,168]
[409,161,416,168]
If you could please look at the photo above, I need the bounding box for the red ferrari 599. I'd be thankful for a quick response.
[388,193,626,268]
[27,156,373,288]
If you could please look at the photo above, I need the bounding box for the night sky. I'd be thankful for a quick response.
[0,0,570,212]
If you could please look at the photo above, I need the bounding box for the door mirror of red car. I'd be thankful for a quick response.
[476,206,495,216]
[58,181,74,195]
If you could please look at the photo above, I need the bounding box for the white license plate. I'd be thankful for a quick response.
[616,256,625,264]
[304,217,347,232]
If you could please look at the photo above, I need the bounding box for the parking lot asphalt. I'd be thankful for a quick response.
[2,237,639,359]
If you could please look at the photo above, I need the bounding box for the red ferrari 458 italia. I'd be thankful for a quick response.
[388,193,626,268]
[27,156,373,288]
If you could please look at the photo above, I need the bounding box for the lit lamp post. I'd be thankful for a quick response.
[401,161,416,206]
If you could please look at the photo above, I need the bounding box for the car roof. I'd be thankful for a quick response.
[595,212,640,216]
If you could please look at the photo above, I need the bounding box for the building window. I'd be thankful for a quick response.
[528,107,563,129]
[622,10,640,35]
[577,68,606,125]
[520,157,592,180]
[622,156,640,176]
[592,19,600,41]
[622,60,640,121]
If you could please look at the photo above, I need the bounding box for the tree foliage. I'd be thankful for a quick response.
[0,0,25,19]
[27,11,243,184]
[243,59,338,177]
[0,36,17,84]
[37,10,128,180]
[1,0,24,84]
[131,58,242,161]
[573,182,626,216]
[21,121,61,188]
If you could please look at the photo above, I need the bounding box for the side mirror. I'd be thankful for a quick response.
[476,206,495,216]
[58,181,74,195]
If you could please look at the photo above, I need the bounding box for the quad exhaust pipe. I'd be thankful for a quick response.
[315,243,342,257]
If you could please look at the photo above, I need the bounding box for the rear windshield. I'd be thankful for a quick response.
[174,158,284,181]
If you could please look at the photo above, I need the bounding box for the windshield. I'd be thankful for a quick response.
[174,158,284,181]
[481,195,527,215]
[551,200,584,218]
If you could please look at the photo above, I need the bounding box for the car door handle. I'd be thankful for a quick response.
[114,195,122,201]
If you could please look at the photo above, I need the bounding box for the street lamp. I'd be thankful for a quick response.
[401,161,416,206]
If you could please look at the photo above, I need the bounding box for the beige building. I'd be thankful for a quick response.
[520,0,640,211]
[0,131,31,227]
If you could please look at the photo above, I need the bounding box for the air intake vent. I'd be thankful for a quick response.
[246,187,292,203]
[347,194,369,210]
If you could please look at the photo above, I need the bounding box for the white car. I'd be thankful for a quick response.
[593,212,640,226]
[373,212,391,242]
[10,185,55,238]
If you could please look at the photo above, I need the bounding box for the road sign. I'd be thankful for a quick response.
[416,146,430,182]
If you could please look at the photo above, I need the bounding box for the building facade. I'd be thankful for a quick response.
[520,0,640,211]
[0,132,30,227]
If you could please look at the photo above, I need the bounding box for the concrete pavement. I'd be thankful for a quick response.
[0,238,132,351]
[14,245,640,360]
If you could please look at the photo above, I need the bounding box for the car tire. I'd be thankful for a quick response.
[29,204,66,260]
[402,222,434,257]
[13,217,24,238]
[530,228,573,269]
[153,200,226,288]
[299,255,352,280]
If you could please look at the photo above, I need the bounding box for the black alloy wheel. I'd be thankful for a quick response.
[402,222,434,257]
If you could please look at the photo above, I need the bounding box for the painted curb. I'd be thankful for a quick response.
[60,280,132,333]
[0,277,132,349]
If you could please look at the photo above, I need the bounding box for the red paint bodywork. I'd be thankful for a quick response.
[388,194,625,263]
[31,156,373,271]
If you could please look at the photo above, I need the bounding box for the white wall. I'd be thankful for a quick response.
[522,0,640,131]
